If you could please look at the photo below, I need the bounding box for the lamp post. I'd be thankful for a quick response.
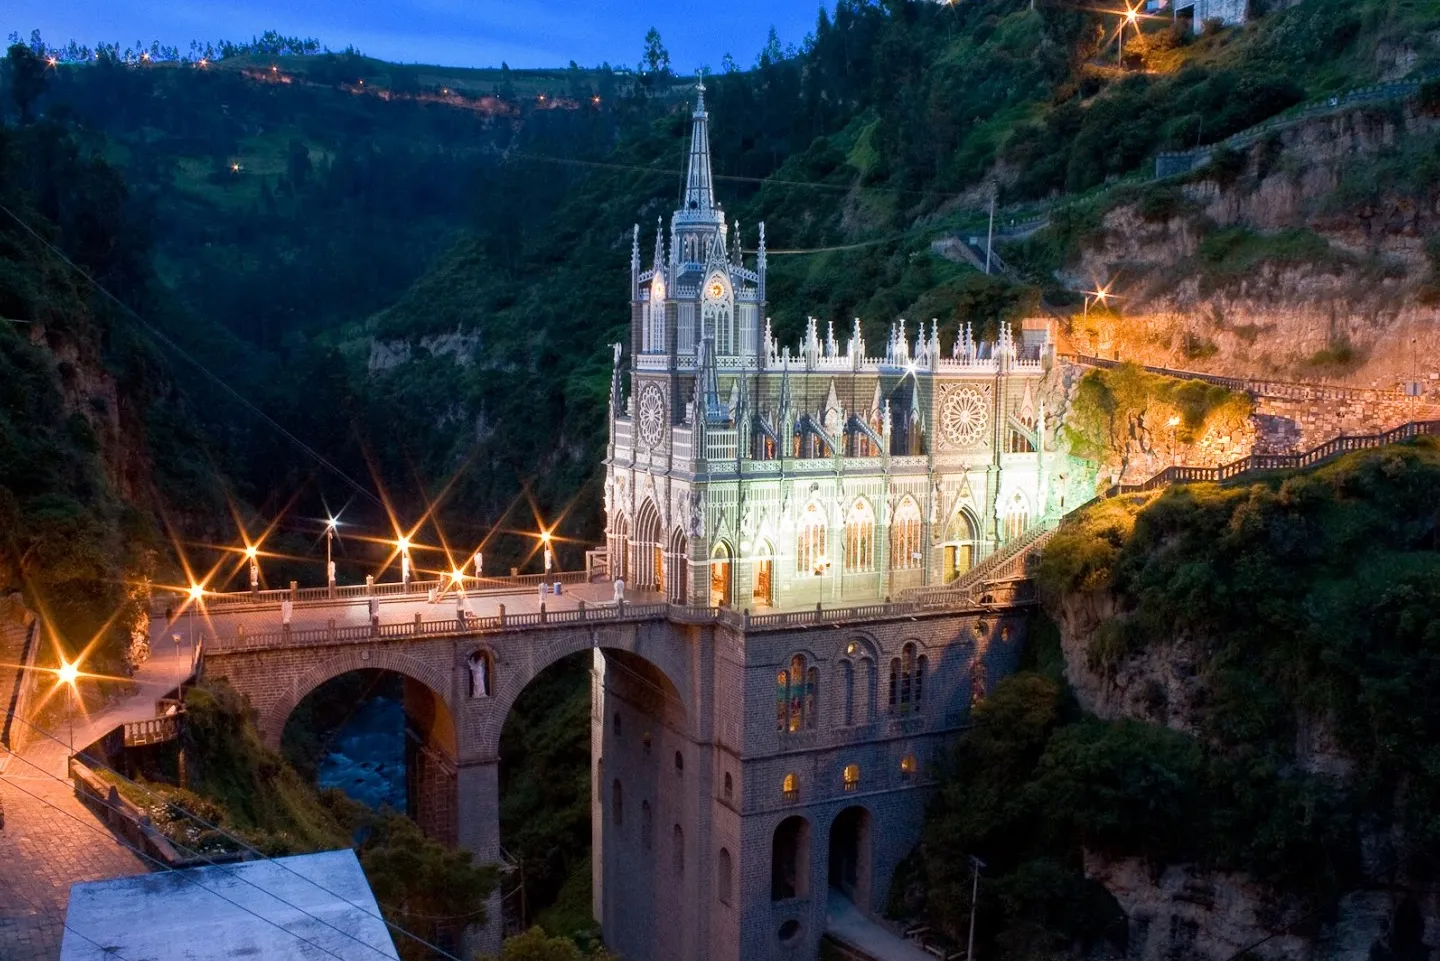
[245,545,259,598]
[326,517,338,595]
[397,535,412,592]
[187,583,204,654]
[1119,4,1140,67]
[541,531,553,581]
[1166,415,1181,466]
[967,855,986,961]
[57,659,79,758]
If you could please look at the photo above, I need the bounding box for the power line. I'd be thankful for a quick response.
[0,872,141,961]
[7,712,470,961]
[0,769,362,961]
[507,150,972,201]
[0,203,383,509]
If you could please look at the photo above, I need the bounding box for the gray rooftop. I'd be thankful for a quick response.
[60,849,400,961]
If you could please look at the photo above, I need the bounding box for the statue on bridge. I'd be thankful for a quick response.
[468,650,491,698]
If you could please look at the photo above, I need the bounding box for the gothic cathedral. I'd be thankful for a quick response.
[604,87,1056,611]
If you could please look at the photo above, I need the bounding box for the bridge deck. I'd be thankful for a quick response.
[148,581,663,649]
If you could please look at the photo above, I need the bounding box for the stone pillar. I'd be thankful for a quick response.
[457,759,503,958]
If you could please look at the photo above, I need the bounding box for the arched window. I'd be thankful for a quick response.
[673,824,685,875]
[643,731,652,755]
[782,772,799,800]
[645,275,666,353]
[724,772,734,801]
[889,643,926,715]
[612,779,623,826]
[890,497,923,571]
[971,659,988,706]
[675,751,684,775]
[796,501,828,576]
[1002,491,1030,542]
[641,800,652,849]
[843,764,860,792]
[841,660,855,726]
[775,654,818,733]
[613,711,622,737]
[901,754,918,780]
[771,817,810,901]
[844,499,876,573]
[718,848,733,905]
[859,657,875,723]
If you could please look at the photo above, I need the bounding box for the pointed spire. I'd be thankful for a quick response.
[652,217,664,270]
[826,320,838,358]
[733,221,743,265]
[851,318,864,362]
[681,75,716,216]
[631,224,640,274]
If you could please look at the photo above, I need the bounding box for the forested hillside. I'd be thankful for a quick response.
[8,0,1435,589]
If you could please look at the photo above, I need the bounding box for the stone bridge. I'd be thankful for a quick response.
[170,546,1044,961]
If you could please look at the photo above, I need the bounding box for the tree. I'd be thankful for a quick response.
[639,27,671,88]
[4,43,48,123]
[477,926,620,961]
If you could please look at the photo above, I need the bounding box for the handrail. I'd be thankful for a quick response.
[202,579,1045,654]
[1061,353,1421,403]
[1105,419,1440,497]
[149,569,594,616]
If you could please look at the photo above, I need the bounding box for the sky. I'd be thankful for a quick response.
[9,0,822,70]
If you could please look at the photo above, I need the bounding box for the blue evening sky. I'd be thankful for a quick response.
[9,1,822,70]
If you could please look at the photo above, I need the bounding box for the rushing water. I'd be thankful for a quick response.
[316,694,407,813]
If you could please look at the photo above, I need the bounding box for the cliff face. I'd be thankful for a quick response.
[1052,580,1438,961]
[1068,103,1440,392]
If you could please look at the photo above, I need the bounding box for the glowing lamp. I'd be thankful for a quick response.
[1166,416,1181,428]
[396,536,411,552]
[244,545,258,560]
[57,660,80,687]
[326,516,339,531]
[540,530,552,544]
[188,584,204,601]
[451,568,464,582]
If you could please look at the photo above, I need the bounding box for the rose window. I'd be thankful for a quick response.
[637,383,666,448]
[940,388,989,448]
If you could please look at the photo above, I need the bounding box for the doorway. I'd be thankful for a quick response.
[710,543,732,607]
[827,806,872,909]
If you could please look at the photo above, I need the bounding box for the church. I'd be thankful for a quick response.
[604,85,1056,612]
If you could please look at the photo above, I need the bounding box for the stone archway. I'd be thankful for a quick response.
[267,649,460,844]
[827,805,873,910]
[260,647,454,750]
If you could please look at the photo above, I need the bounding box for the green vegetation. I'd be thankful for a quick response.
[108,681,497,961]
[905,439,1440,954]
[1063,363,1252,468]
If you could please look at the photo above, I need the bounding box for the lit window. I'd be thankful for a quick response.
[890,497,923,571]
[900,754,918,780]
[776,655,817,732]
[782,773,798,801]
[843,499,875,573]
[843,764,860,792]
[795,501,827,575]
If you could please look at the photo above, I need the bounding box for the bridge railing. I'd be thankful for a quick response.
[1105,419,1440,497]
[149,569,596,616]
[1059,353,1420,403]
[203,581,1045,654]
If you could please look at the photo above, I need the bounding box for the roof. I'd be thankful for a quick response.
[60,848,402,961]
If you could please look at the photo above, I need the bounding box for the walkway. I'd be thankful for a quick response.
[0,639,196,961]
[826,891,938,961]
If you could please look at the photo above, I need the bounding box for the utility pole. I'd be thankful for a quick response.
[984,182,997,276]
[967,855,986,961]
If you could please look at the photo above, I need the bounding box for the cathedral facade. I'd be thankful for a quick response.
[604,88,1056,612]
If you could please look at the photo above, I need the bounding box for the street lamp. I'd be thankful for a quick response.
[325,516,339,594]
[56,658,80,758]
[1118,3,1141,68]
[187,583,204,654]
[397,535,412,591]
[1166,415,1181,466]
[541,530,554,579]
[245,545,259,595]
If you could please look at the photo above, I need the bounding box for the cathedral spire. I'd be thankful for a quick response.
[681,76,716,216]
[653,216,664,270]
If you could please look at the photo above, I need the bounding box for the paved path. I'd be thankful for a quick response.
[0,640,195,961]
[826,890,938,961]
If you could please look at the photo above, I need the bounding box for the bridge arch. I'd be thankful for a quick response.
[261,647,454,750]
